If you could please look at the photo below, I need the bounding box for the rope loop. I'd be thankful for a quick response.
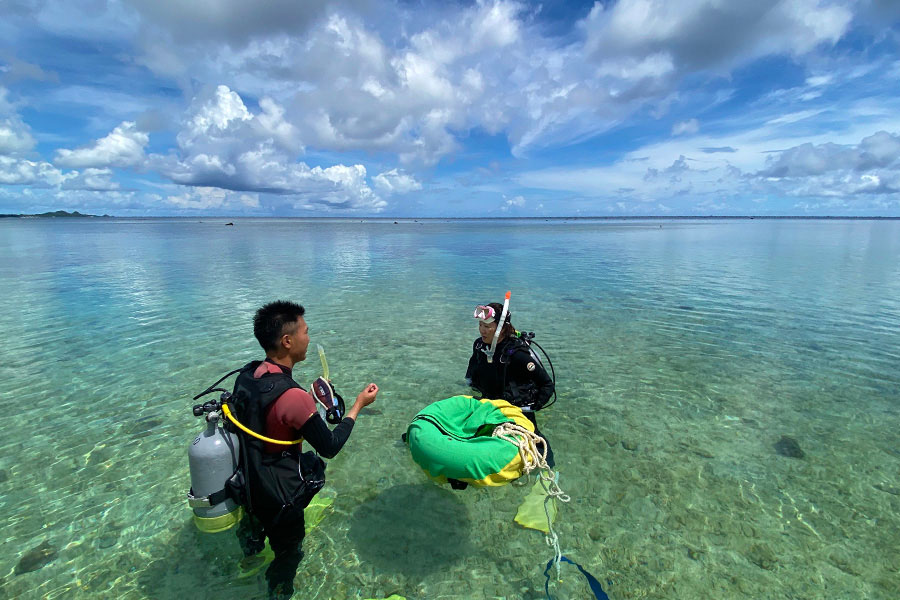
[492,422,571,576]
[491,422,569,500]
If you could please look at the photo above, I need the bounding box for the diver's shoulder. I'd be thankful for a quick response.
[504,335,529,351]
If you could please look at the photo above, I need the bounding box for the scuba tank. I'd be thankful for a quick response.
[514,330,558,409]
[187,390,244,533]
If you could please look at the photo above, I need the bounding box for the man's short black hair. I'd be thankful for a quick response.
[254,300,306,352]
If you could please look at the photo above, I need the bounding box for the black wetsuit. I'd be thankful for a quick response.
[465,336,556,467]
[231,361,356,600]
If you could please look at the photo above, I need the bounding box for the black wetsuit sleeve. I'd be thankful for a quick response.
[465,354,477,382]
[509,349,554,409]
[300,413,355,459]
[465,341,481,392]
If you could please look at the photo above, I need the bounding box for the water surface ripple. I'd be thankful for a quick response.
[1,218,898,599]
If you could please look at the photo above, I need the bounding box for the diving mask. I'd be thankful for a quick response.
[474,305,496,323]
[311,376,346,424]
[475,304,511,325]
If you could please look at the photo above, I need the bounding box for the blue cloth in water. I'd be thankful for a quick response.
[543,556,609,600]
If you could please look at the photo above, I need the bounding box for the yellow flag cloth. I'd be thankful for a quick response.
[514,478,558,533]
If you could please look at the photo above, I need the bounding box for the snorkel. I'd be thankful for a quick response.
[312,344,345,424]
[317,344,330,380]
[486,290,511,364]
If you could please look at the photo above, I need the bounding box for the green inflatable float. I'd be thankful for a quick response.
[406,395,535,487]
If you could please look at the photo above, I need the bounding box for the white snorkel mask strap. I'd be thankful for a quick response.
[485,290,511,364]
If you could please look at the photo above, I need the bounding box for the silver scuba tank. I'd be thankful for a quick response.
[187,411,243,533]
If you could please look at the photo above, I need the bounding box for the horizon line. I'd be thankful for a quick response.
[5,213,900,220]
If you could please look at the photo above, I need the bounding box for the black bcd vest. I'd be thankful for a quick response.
[229,361,326,524]
[472,337,542,406]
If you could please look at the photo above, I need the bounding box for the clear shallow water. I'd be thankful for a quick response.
[0,217,898,600]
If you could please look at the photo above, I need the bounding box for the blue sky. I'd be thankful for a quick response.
[1,0,899,217]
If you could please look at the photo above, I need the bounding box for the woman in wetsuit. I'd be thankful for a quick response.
[465,302,556,467]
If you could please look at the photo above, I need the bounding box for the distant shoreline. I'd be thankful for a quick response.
[1,212,897,220]
[367,215,900,220]
[0,210,110,219]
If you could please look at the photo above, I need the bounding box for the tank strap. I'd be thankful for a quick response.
[187,486,229,507]
[186,488,213,508]
[205,486,231,506]
[188,467,243,507]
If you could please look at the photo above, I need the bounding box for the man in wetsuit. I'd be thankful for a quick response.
[233,300,378,600]
[465,302,555,467]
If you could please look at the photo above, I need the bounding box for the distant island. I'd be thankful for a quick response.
[0,210,110,218]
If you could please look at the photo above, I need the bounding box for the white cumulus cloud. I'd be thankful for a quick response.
[153,85,384,211]
[373,168,422,195]
[3,0,893,216]
[0,117,34,155]
[62,168,119,191]
[54,122,149,168]
[758,130,900,177]
[164,186,261,210]
[106,0,861,167]
[0,155,69,186]
[0,87,35,155]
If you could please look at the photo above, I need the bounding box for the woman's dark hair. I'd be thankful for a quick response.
[254,300,306,351]
[486,302,515,338]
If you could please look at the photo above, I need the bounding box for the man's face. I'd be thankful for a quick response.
[284,317,310,363]
[478,320,497,344]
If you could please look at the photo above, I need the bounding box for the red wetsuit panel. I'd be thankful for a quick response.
[252,361,317,453]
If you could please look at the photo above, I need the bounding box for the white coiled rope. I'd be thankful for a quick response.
[492,422,571,578]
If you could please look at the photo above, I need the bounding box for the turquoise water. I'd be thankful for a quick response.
[1,217,898,599]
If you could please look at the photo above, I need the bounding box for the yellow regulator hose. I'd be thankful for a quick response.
[221,403,302,446]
